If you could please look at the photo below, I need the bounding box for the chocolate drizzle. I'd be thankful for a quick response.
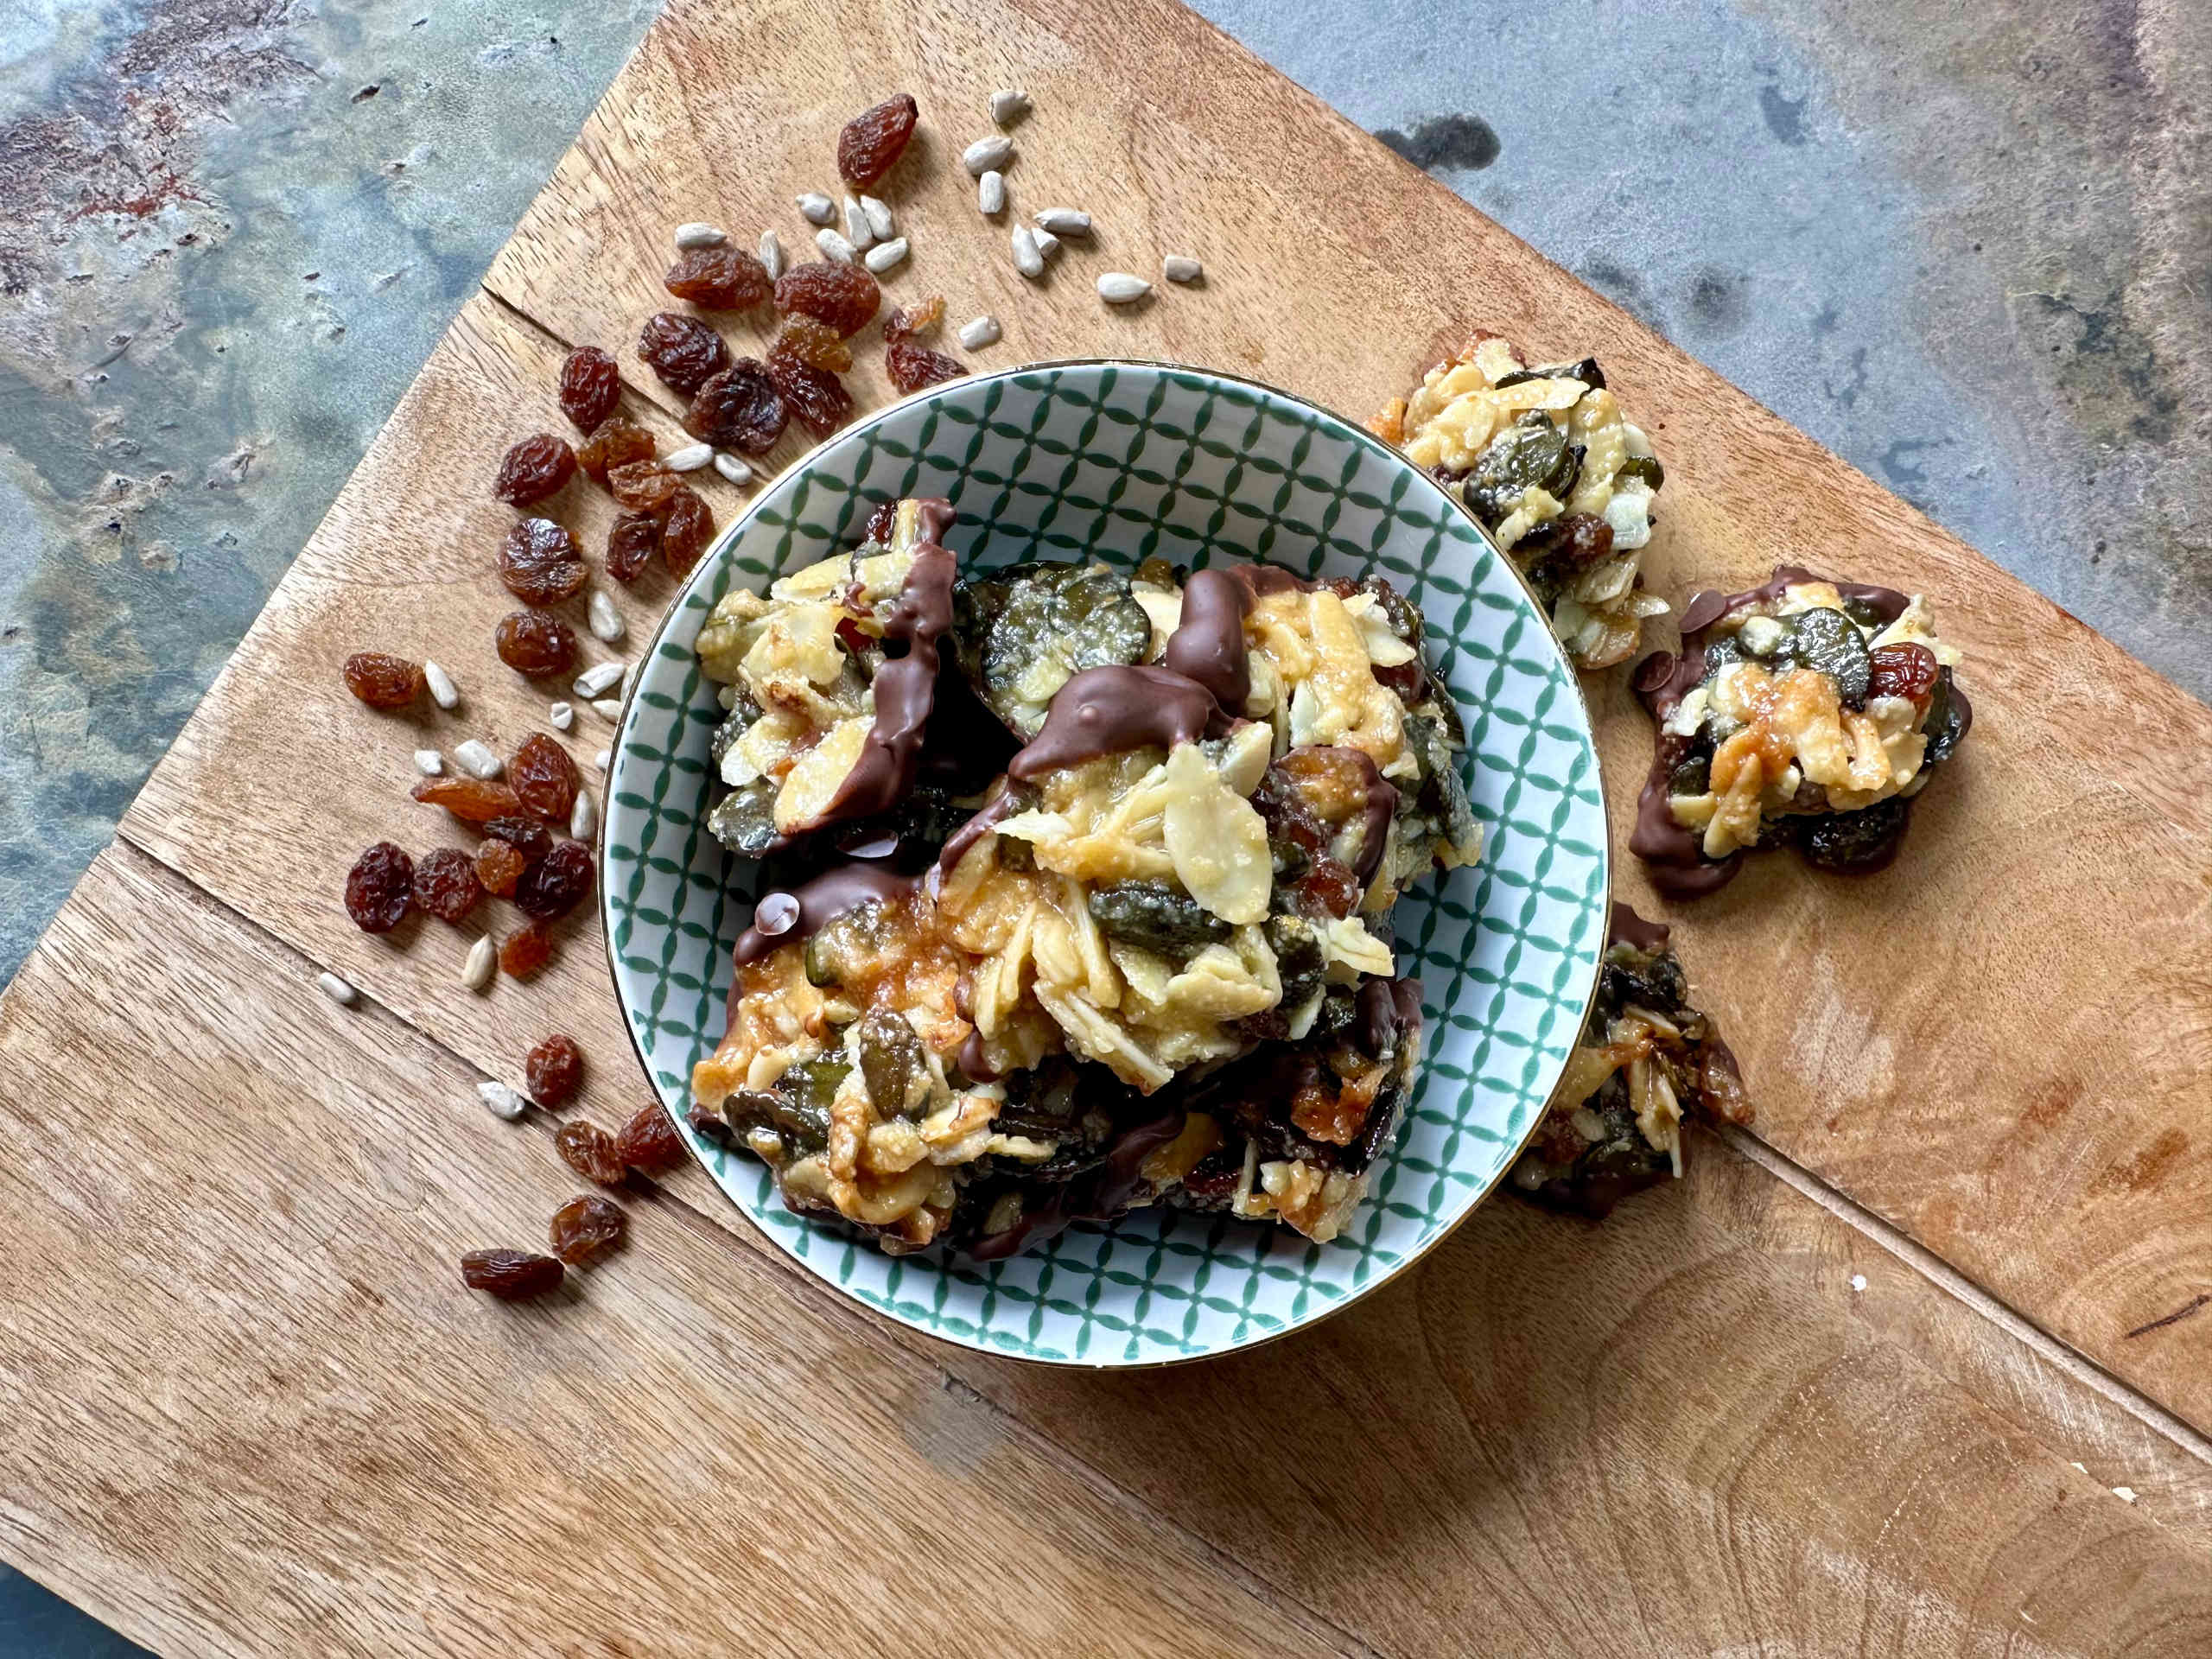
[732,863,920,966]
[963,1110,1187,1262]
[1007,664,1227,779]
[1353,976,1424,1060]
[1675,564,1910,637]
[822,498,957,825]
[1225,563,1319,598]
[936,781,1024,877]
[1162,567,1254,711]
[1607,902,1671,955]
[1345,750,1398,884]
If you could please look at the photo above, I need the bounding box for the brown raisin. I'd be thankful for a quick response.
[558,346,622,431]
[493,433,577,506]
[883,296,944,344]
[576,413,656,485]
[412,846,484,924]
[413,775,524,824]
[684,361,786,454]
[342,652,424,709]
[547,1194,625,1265]
[607,461,684,518]
[526,1033,586,1107]
[887,339,965,394]
[511,733,579,823]
[474,838,526,898]
[615,1103,686,1174]
[482,817,553,859]
[460,1248,563,1300]
[766,355,854,438]
[556,1119,627,1185]
[345,842,415,932]
[773,262,880,337]
[1868,642,1939,709]
[837,92,918,188]
[515,838,594,919]
[498,518,588,606]
[495,611,579,677]
[605,511,659,582]
[499,920,555,978]
[664,246,773,310]
[661,487,713,577]
[637,312,729,396]
[770,315,853,373]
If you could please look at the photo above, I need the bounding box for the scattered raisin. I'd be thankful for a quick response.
[558,346,622,432]
[766,355,854,438]
[770,315,853,373]
[526,1033,586,1106]
[837,92,918,188]
[637,312,729,396]
[412,846,483,924]
[773,261,880,337]
[664,246,774,310]
[474,838,526,897]
[607,461,685,518]
[482,817,553,859]
[883,296,944,343]
[547,1194,625,1265]
[499,920,555,977]
[511,734,580,823]
[684,361,786,454]
[576,413,656,484]
[460,1248,563,1300]
[344,842,415,932]
[886,339,965,395]
[495,610,579,677]
[498,518,588,606]
[556,1119,627,1185]
[342,652,424,709]
[412,775,524,824]
[615,1103,686,1174]
[605,511,659,582]
[515,838,594,919]
[493,433,577,506]
[1868,642,1939,709]
[660,487,713,576]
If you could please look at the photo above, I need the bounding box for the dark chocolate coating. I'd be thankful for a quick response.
[822,499,957,825]
[1007,664,1226,779]
[732,863,920,966]
[1162,567,1254,711]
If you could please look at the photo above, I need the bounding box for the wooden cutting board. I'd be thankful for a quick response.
[3,0,2209,1652]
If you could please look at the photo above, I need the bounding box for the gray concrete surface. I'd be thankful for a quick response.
[3,0,2207,1649]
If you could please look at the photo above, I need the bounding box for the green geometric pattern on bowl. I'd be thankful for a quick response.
[601,362,1607,1368]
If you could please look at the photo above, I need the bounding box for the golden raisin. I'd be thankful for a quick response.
[494,611,579,677]
[547,1194,625,1265]
[412,775,524,824]
[576,413,656,485]
[664,246,773,310]
[474,838,526,897]
[342,652,423,709]
[607,461,684,518]
[556,1119,626,1185]
[883,296,944,344]
[499,920,555,978]
[510,734,579,823]
[770,315,853,372]
[498,518,588,606]
[773,262,880,337]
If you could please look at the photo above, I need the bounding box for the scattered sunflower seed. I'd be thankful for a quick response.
[860,194,894,239]
[816,227,858,264]
[958,315,1002,350]
[589,696,623,721]
[796,192,835,226]
[1097,271,1153,304]
[712,452,753,486]
[1163,254,1204,283]
[989,88,1032,126]
[549,701,574,731]
[317,971,358,1007]
[423,660,459,710]
[453,738,503,779]
[573,661,625,698]
[620,659,639,697]
[1034,207,1090,237]
[863,237,909,274]
[963,134,1014,175]
[592,748,611,772]
[570,789,597,840]
[413,748,444,776]
[462,934,498,993]
[477,1079,528,1121]
[758,228,784,280]
[842,194,874,251]
[674,221,728,250]
[1011,226,1045,279]
[587,588,626,644]
[663,441,713,473]
[977,170,1007,215]
[1033,228,1060,261]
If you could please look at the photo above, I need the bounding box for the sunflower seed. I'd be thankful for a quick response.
[963,134,1014,175]
[1097,271,1153,304]
[453,738,502,779]
[589,696,623,721]
[758,228,784,280]
[1163,254,1204,283]
[423,659,459,710]
[569,789,597,840]
[958,315,1001,350]
[587,588,626,644]
[1012,226,1045,278]
[977,169,1006,215]
[317,971,358,1007]
[573,661,624,698]
[621,659,639,697]
[816,227,857,264]
[477,1079,528,1120]
[593,747,611,772]
[1034,207,1090,238]
[712,452,753,486]
[989,88,1031,126]
[796,192,835,226]
[674,221,728,250]
[413,748,444,776]
[842,194,874,251]
[663,441,713,473]
[860,194,894,239]
[549,701,574,731]
[1032,228,1060,261]
[462,935,498,993]
[863,237,909,274]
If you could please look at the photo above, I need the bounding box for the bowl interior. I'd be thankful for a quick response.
[602,361,1607,1366]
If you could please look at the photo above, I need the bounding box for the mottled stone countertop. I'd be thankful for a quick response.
[1,0,2206,1649]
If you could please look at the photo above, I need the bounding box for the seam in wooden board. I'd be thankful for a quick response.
[90,836,1376,1659]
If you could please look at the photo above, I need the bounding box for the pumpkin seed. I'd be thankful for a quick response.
[1162,254,1203,283]
[587,589,626,645]
[816,227,857,264]
[963,134,1014,175]
[978,169,1007,215]
[674,221,727,250]
[1011,226,1045,278]
[796,192,834,226]
[862,236,909,274]
[1096,271,1151,304]
[1034,207,1090,237]
[958,315,1001,350]
[758,228,784,280]
[663,441,713,473]
[1086,881,1234,958]
[453,739,501,779]
[989,88,1031,125]
[423,659,459,709]
[860,194,894,238]
[317,971,358,1007]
